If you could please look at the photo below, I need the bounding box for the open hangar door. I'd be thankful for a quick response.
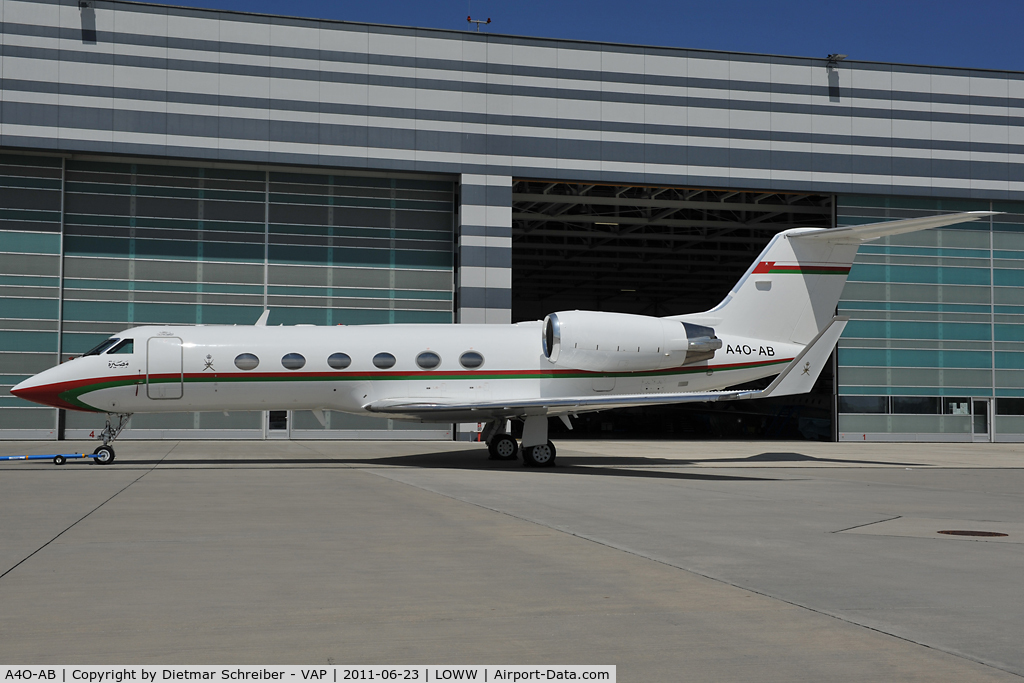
[511,180,836,441]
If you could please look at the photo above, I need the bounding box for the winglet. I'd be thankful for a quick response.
[750,316,849,399]
[255,310,270,326]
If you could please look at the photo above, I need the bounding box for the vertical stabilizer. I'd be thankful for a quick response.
[692,228,859,344]
[674,211,998,345]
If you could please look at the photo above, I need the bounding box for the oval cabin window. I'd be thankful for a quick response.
[416,351,441,369]
[234,353,259,371]
[281,353,306,370]
[328,352,352,369]
[372,352,396,369]
[459,351,484,369]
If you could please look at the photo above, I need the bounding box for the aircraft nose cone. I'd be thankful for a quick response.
[10,376,62,409]
[10,377,31,397]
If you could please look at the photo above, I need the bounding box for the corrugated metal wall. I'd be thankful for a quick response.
[0,151,455,438]
[0,153,62,435]
[3,0,1022,199]
[4,0,1024,442]
[837,198,1024,441]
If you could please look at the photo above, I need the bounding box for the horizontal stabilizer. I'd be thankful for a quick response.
[794,211,1000,243]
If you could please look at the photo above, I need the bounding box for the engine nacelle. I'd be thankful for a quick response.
[542,310,722,372]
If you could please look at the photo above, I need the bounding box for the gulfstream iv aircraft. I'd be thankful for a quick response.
[12,211,997,466]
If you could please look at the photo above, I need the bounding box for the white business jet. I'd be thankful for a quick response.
[12,211,997,466]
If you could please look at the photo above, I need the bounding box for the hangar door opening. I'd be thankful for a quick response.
[512,180,835,441]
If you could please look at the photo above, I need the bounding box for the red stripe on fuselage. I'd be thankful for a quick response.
[14,357,794,410]
[10,379,96,411]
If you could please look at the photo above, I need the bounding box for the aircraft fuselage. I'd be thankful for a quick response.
[16,322,800,423]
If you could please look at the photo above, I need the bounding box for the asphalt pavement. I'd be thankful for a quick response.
[0,439,1021,681]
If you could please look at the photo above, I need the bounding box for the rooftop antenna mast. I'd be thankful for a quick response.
[467,15,491,31]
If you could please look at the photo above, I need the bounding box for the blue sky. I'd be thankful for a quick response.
[160,0,1023,72]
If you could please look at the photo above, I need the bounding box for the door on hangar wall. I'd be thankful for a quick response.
[510,180,836,441]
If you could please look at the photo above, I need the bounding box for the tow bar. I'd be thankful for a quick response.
[0,453,89,466]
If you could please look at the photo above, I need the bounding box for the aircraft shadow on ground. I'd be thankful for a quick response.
[729,451,928,467]
[116,449,777,482]
[552,451,927,468]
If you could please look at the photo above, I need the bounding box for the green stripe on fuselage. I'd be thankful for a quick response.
[64,357,792,408]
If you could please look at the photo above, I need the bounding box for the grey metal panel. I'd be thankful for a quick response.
[459,224,512,238]
[892,157,932,179]
[852,155,893,176]
[367,127,416,150]
[3,2,1024,200]
[414,129,460,154]
[319,124,370,148]
[484,185,512,206]
[3,31,1022,107]
[684,146,729,168]
[458,185,488,206]
[5,80,1024,156]
[644,145,684,165]
[2,101,60,128]
[458,286,511,309]
[9,45,1024,129]
[728,148,771,170]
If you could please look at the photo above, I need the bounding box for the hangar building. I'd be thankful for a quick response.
[2,0,1023,442]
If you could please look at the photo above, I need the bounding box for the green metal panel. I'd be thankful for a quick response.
[0,153,63,433]
[0,152,455,436]
[837,196,1024,438]
[995,415,1024,434]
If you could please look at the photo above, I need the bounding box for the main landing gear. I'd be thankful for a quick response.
[483,420,519,461]
[488,434,519,460]
[522,440,557,467]
[91,413,131,465]
[482,416,557,467]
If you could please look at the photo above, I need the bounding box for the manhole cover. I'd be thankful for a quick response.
[938,530,1008,538]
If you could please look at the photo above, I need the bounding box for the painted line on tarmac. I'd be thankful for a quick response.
[0,442,180,581]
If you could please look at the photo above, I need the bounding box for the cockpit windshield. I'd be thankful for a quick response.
[107,339,134,354]
[83,338,120,356]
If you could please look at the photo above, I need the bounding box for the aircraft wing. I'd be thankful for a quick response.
[366,316,848,420]
[365,387,757,418]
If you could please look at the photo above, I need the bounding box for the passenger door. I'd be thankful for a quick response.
[147,337,183,399]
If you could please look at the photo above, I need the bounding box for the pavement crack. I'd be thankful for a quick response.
[832,515,902,534]
[0,442,175,581]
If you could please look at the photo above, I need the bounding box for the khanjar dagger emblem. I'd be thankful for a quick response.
[801,361,811,375]
[203,354,215,371]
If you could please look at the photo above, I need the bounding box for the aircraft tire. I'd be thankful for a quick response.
[92,445,116,465]
[53,455,66,466]
[523,441,556,468]
[488,434,519,460]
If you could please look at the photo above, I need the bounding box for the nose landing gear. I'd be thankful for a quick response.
[92,444,115,464]
[92,413,131,465]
